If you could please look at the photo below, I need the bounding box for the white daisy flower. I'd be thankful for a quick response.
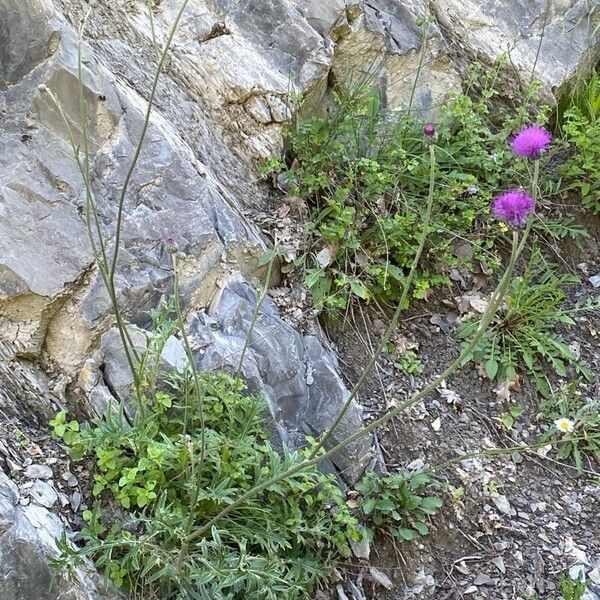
[554,418,575,434]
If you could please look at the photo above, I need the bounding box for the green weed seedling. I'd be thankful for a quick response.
[354,470,442,542]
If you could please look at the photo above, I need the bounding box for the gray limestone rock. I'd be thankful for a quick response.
[187,277,371,481]
[0,473,120,599]
[330,1,462,114]
[431,0,599,102]
[99,324,187,400]
[25,479,58,509]
[24,464,54,480]
[95,276,371,480]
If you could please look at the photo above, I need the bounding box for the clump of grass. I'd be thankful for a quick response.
[458,249,593,397]
[560,71,600,214]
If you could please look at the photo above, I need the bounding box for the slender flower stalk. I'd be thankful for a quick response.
[170,246,207,572]
[44,83,142,400]
[109,0,191,285]
[237,242,278,375]
[431,432,599,477]
[47,0,191,403]
[309,142,438,459]
[407,17,430,117]
[74,13,142,393]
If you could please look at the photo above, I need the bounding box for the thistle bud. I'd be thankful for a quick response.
[164,237,178,254]
[423,123,436,138]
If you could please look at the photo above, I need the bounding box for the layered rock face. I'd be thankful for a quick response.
[0,0,597,597]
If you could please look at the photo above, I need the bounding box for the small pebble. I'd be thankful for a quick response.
[24,464,53,480]
[62,471,78,488]
[473,573,493,586]
[28,480,58,508]
[369,567,394,590]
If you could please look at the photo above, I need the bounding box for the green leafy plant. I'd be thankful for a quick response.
[539,380,600,471]
[354,470,442,542]
[49,411,81,446]
[458,250,592,397]
[559,573,587,600]
[50,6,568,596]
[526,572,586,600]
[396,350,424,375]
[497,404,524,430]
[265,62,551,313]
[51,371,361,599]
[561,71,600,214]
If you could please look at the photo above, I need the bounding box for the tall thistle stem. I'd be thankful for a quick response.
[170,250,207,572]
[188,222,532,544]
[309,141,437,459]
[47,0,191,401]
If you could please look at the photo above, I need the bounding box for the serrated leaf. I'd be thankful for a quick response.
[421,496,443,511]
[485,357,498,380]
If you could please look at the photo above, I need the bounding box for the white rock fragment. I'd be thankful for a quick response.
[369,567,394,590]
[493,494,513,516]
[438,384,461,405]
[349,528,370,560]
[491,556,506,574]
[411,568,436,591]
[569,563,586,581]
[62,471,78,487]
[473,573,493,585]
[24,464,53,479]
[406,458,425,471]
[27,480,58,509]
[336,584,350,600]
[70,491,82,512]
[588,274,600,288]
[588,566,600,585]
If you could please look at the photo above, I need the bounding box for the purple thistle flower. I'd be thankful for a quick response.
[509,125,552,158]
[492,189,535,228]
[423,123,436,137]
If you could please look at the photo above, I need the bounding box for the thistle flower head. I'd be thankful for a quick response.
[491,189,535,228]
[423,123,436,137]
[554,417,575,434]
[510,125,552,158]
[164,237,178,253]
